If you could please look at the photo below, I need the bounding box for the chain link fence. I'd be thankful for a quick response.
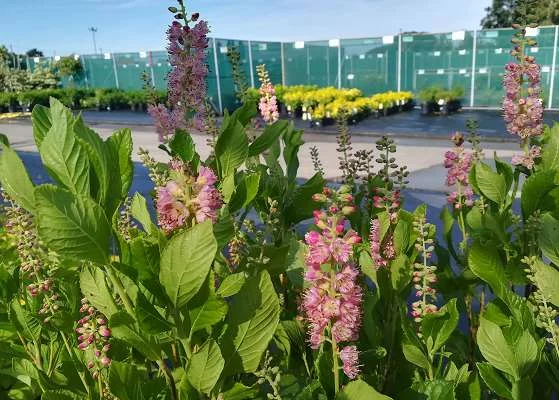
[25,26,559,112]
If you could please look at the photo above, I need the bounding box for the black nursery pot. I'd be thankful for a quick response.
[420,101,436,116]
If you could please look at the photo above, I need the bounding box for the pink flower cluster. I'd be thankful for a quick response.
[503,53,543,139]
[369,219,394,269]
[340,345,360,379]
[256,64,279,124]
[147,104,186,142]
[76,298,111,379]
[156,165,222,233]
[149,13,209,139]
[301,187,362,379]
[512,145,541,170]
[443,139,475,209]
[370,189,400,269]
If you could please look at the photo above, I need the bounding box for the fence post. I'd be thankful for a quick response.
[212,38,223,115]
[469,29,477,108]
[397,33,402,92]
[148,51,156,88]
[280,42,286,85]
[111,54,120,89]
[247,40,255,88]
[549,25,558,109]
[337,41,342,89]
[80,55,89,89]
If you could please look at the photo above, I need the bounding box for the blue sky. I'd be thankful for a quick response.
[1,0,491,56]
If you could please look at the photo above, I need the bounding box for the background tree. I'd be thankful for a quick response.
[481,0,559,28]
[54,55,83,83]
[25,48,44,57]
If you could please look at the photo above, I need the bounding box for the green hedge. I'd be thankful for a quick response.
[0,88,167,112]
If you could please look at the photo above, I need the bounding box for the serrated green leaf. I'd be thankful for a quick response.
[215,119,248,178]
[31,104,51,147]
[186,339,224,395]
[521,170,557,218]
[477,316,518,379]
[189,295,228,335]
[286,173,325,224]
[248,120,289,157]
[216,273,246,297]
[476,362,512,399]
[421,298,459,356]
[220,270,280,375]
[337,379,392,399]
[475,162,507,205]
[131,193,155,235]
[169,129,196,163]
[540,213,559,266]
[0,144,35,213]
[39,104,90,195]
[160,221,217,309]
[80,266,119,318]
[35,184,110,264]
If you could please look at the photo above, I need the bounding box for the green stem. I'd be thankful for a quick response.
[328,263,340,394]
[61,332,91,398]
[158,359,178,400]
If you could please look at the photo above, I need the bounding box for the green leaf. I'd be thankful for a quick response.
[169,129,196,162]
[468,242,508,299]
[512,377,533,400]
[43,390,88,400]
[109,311,161,360]
[188,295,228,335]
[402,339,431,371]
[215,119,248,178]
[186,338,224,395]
[105,128,133,212]
[220,270,280,375]
[541,123,559,171]
[248,120,289,157]
[531,259,559,307]
[494,154,513,191]
[10,299,41,342]
[231,101,257,126]
[477,316,518,379]
[39,101,90,194]
[337,379,393,399]
[283,124,304,182]
[521,170,557,218]
[108,361,143,400]
[73,116,110,205]
[216,273,246,297]
[221,383,260,400]
[421,298,459,355]
[0,144,35,213]
[31,104,52,147]
[316,343,335,398]
[475,162,507,205]
[539,213,559,266]
[286,173,325,224]
[0,133,8,146]
[514,330,539,377]
[80,266,119,318]
[228,171,261,211]
[423,380,456,400]
[136,292,172,334]
[389,254,412,293]
[35,185,110,264]
[130,193,155,235]
[476,362,512,399]
[159,220,217,309]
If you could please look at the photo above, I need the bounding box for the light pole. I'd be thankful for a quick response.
[88,27,98,54]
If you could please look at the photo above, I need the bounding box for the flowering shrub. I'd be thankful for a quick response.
[3,4,559,399]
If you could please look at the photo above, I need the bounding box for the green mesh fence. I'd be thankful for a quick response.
[25,26,559,110]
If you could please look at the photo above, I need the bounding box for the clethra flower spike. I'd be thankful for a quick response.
[300,186,362,380]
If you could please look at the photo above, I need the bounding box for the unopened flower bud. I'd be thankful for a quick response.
[191,12,199,21]
[342,205,356,215]
[312,193,327,202]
